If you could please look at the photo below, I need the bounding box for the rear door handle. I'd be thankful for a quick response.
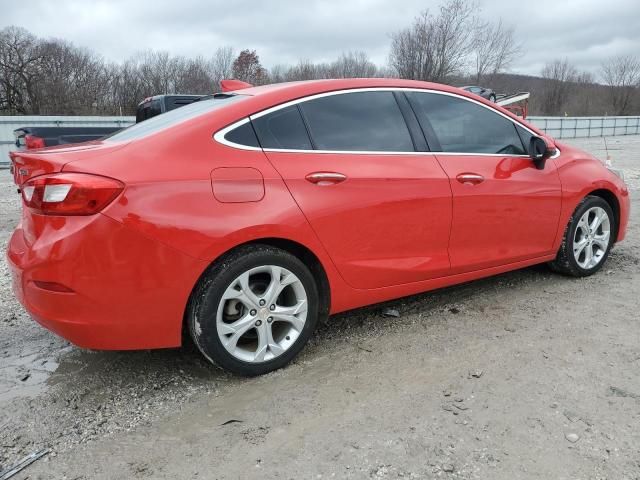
[305,172,347,185]
[456,173,485,185]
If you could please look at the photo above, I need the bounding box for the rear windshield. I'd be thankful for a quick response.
[108,94,247,142]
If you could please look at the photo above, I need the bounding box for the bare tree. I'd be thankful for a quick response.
[0,26,46,113]
[36,39,110,114]
[331,51,378,78]
[175,56,214,94]
[601,55,640,115]
[285,59,321,81]
[389,0,476,83]
[209,46,234,89]
[268,64,288,83]
[539,59,577,115]
[472,19,520,84]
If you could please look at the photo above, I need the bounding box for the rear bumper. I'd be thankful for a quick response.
[7,213,207,350]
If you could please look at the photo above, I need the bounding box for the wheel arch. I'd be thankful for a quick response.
[586,188,620,242]
[182,237,332,344]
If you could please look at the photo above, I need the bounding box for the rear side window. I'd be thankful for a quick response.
[252,105,312,150]
[299,91,414,152]
[223,120,260,148]
[406,92,527,155]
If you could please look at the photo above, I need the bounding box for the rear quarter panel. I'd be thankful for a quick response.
[62,129,358,313]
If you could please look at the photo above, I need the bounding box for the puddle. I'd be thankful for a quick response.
[0,345,72,402]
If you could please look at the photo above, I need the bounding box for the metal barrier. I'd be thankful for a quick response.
[527,116,640,139]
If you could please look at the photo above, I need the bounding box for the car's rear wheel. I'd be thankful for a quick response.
[187,245,320,376]
[489,94,496,102]
[549,195,615,277]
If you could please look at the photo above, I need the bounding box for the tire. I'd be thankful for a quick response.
[489,94,496,103]
[187,244,320,376]
[549,195,616,277]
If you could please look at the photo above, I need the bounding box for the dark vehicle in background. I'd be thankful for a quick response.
[461,86,496,102]
[135,94,204,122]
[12,94,205,152]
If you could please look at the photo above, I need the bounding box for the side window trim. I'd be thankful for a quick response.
[214,87,547,157]
[402,91,442,152]
[295,104,318,150]
[392,91,427,152]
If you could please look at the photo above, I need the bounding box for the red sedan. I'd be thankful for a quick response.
[7,79,630,376]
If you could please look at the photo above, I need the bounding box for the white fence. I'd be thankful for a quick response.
[528,116,640,139]
[0,116,134,167]
[1,114,640,168]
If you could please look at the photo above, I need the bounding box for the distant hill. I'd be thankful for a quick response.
[451,73,636,116]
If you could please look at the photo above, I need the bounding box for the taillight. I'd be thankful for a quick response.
[24,134,45,149]
[21,173,124,215]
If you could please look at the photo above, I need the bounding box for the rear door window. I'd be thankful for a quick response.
[299,91,414,152]
[406,92,527,155]
[252,105,312,150]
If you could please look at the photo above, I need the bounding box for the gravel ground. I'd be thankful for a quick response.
[0,136,639,479]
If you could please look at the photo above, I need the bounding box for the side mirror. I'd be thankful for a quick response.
[528,136,555,170]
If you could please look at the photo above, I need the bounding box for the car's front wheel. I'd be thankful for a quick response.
[187,245,320,376]
[549,195,615,277]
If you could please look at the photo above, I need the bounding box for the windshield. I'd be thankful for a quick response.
[107,94,247,142]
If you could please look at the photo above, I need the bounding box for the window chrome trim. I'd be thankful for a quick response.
[214,87,561,157]
[258,148,531,157]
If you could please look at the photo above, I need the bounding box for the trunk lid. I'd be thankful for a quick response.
[9,140,129,186]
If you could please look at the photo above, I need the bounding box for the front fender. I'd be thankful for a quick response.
[553,155,630,248]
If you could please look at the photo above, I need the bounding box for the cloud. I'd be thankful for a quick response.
[2,0,639,77]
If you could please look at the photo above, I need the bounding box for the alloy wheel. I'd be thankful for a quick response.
[573,206,611,269]
[216,265,308,363]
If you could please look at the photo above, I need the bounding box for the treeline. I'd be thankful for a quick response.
[1,0,639,116]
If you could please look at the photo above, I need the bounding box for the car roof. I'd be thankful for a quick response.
[172,78,544,142]
[236,78,466,98]
[220,78,491,118]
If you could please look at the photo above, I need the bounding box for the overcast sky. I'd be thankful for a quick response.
[2,0,639,77]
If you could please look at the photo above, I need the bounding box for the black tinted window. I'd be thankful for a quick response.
[407,92,526,155]
[252,105,312,150]
[299,91,414,152]
[224,121,260,148]
[516,125,534,154]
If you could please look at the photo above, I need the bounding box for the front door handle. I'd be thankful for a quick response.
[456,173,485,185]
[305,172,347,186]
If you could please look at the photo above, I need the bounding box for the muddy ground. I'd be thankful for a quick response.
[1,136,639,479]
